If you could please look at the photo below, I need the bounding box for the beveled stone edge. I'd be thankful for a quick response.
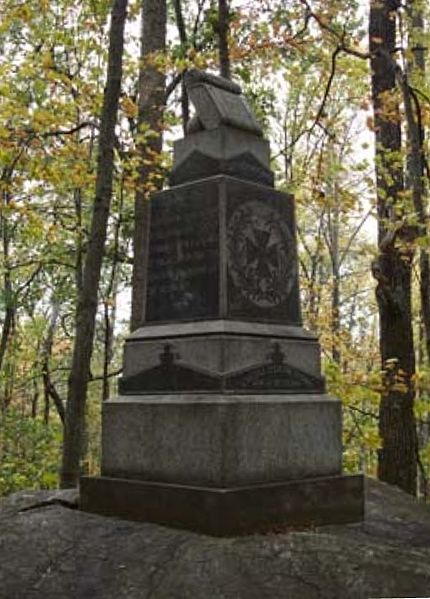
[129,319,318,342]
[149,173,294,198]
[82,473,360,494]
[103,392,341,404]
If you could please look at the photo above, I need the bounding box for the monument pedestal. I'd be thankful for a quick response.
[99,393,341,485]
[80,70,364,535]
[81,320,364,534]
[80,474,364,537]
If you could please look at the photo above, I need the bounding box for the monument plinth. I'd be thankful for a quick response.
[80,70,364,536]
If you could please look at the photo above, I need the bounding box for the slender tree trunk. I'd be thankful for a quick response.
[43,386,50,424]
[420,253,430,363]
[173,0,190,133]
[102,176,124,401]
[327,153,341,364]
[102,281,118,401]
[405,2,430,364]
[0,201,16,413]
[406,0,429,497]
[3,359,15,410]
[0,197,15,377]
[319,144,345,365]
[218,0,231,79]
[61,0,128,488]
[74,188,84,296]
[42,299,65,424]
[130,0,166,331]
[369,0,417,495]
[31,373,39,419]
[0,305,14,377]
[331,231,341,364]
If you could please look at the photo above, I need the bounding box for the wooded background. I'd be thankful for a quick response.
[0,0,429,498]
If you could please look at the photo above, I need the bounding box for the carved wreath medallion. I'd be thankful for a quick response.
[227,200,296,308]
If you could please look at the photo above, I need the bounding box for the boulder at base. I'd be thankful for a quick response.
[1,478,430,599]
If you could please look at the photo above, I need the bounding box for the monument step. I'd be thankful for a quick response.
[80,474,364,536]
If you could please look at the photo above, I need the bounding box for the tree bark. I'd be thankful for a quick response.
[0,195,15,379]
[130,0,166,331]
[218,0,231,79]
[102,176,124,401]
[326,147,341,364]
[173,0,190,133]
[61,0,128,488]
[405,2,430,364]
[31,370,39,419]
[405,0,429,498]
[369,0,417,495]
[41,299,65,424]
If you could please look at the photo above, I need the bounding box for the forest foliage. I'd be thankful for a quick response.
[0,0,429,497]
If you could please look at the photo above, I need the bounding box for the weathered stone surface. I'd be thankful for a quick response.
[123,321,321,380]
[171,71,269,184]
[82,67,364,541]
[119,339,324,394]
[101,394,342,486]
[169,149,275,187]
[170,127,273,187]
[145,176,301,326]
[128,320,317,340]
[1,479,430,598]
[184,70,263,136]
[80,474,363,535]
[123,336,321,381]
[145,178,220,323]
[173,127,270,170]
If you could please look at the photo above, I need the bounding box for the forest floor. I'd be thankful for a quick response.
[0,478,430,599]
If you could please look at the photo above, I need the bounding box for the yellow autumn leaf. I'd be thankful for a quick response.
[121,97,138,119]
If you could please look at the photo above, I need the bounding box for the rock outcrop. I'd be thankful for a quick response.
[1,478,430,599]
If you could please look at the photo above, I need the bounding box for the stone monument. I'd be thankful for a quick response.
[80,70,364,536]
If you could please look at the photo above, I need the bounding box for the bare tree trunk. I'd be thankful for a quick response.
[369,0,417,495]
[61,0,128,488]
[41,299,65,424]
[0,197,15,377]
[130,0,166,331]
[405,0,429,498]
[218,0,231,79]
[102,283,118,401]
[405,2,430,363]
[72,188,84,296]
[31,374,39,419]
[296,211,324,332]
[173,0,190,133]
[102,176,124,401]
[420,253,430,363]
[326,151,341,364]
[0,200,16,414]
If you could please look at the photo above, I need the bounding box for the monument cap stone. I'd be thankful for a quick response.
[170,70,272,186]
[184,69,263,136]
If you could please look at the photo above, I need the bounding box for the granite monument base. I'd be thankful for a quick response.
[100,394,342,485]
[79,392,364,536]
[80,474,364,536]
